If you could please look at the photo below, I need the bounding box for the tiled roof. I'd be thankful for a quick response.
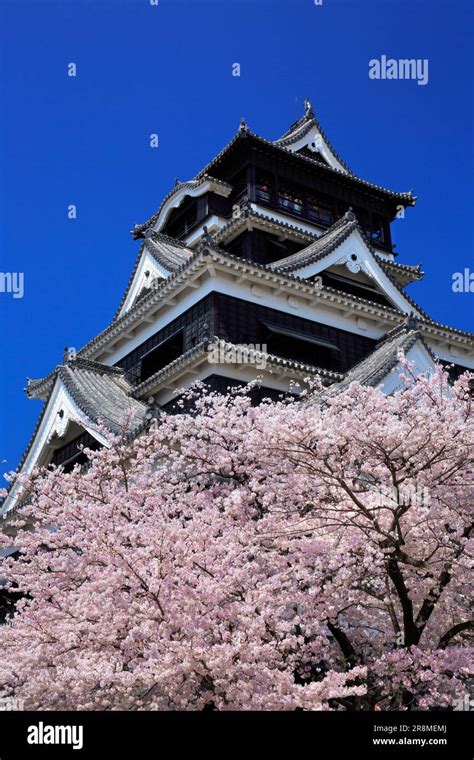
[131,339,344,399]
[113,232,194,321]
[268,211,359,273]
[274,100,353,174]
[374,255,423,285]
[131,175,232,240]
[215,207,422,284]
[57,360,148,435]
[144,230,193,270]
[195,125,415,205]
[26,358,124,400]
[27,358,147,435]
[9,359,148,490]
[268,210,430,319]
[373,257,430,320]
[2,360,148,514]
[324,316,436,395]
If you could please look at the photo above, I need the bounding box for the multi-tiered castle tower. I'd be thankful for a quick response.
[3,100,473,515]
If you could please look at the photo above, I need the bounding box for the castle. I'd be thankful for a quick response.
[2,99,472,516]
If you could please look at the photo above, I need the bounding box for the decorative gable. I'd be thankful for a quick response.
[379,339,437,394]
[325,317,438,397]
[270,211,424,316]
[118,248,168,318]
[274,99,351,175]
[116,232,194,320]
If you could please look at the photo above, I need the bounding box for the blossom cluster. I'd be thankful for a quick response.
[0,365,472,710]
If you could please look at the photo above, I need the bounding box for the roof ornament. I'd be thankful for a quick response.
[404,312,419,332]
[145,396,161,423]
[239,116,248,132]
[62,347,77,365]
[201,225,220,249]
[304,98,315,118]
[344,207,356,222]
[196,225,220,255]
[130,223,147,239]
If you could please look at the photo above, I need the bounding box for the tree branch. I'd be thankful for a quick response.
[326,620,358,664]
[386,557,418,646]
[437,620,474,649]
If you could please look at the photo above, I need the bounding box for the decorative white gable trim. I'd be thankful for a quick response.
[280,125,348,173]
[118,248,169,318]
[273,102,350,175]
[1,379,111,516]
[291,226,422,316]
[152,178,232,234]
[379,341,437,395]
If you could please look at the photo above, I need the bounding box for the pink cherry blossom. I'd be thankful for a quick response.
[0,363,472,710]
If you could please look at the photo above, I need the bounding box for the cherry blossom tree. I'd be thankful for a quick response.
[0,364,472,711]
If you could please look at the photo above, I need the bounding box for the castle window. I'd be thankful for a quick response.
[321,272,391,307]
[166,201,199,239]
[307,196,333,226]
[277,185,303,215]
[370,214,385,242]
[140,330,184,383]
[261,321,340,370]
[255,174,273,204]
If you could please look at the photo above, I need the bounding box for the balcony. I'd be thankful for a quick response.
[254,185,333,229]
[234,179,391,251]
[277,194,304,216]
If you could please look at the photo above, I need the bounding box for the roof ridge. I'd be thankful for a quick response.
[25,358,126,400]
[57,364,146,435]
[66,357,125,376]
[195,123,415,203]
[148,230,190,248]
[274,99,353,175]
[375,314,439,363]
[131,175,232,240]
[377,314,420,345]
[374,255,422,275]
[131,338,344,398]
[323,329,424,396]
[269,210,358,272]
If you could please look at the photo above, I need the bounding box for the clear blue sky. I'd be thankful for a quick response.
[0,0,473,472]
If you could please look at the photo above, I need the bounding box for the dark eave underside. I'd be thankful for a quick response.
[215,209,422,283]
[73,246,472,363]
[195,128,415,206]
